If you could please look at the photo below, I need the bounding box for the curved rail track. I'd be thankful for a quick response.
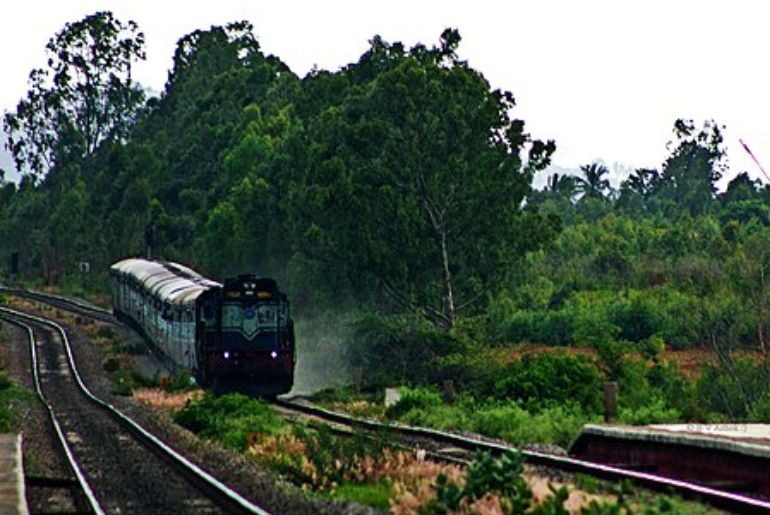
[0,305,271,515]
[8,288,770,513]
[0,286,116,323]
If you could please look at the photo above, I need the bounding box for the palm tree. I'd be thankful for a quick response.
[576,162,610,201]
[546,172,579,202]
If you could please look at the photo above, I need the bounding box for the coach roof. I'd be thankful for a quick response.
[110,258,220,307]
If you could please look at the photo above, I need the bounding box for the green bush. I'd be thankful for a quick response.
[470,403,590,449]
[385,387,443,419]
[428,452,532,514]
[488,303,576,346]
[434,349,507,396]
[386,391,592,449]
[647,360,700,419]
[494,353,603,412]
[749,392,770,421]
[350,313,467,387]
[609,291,663,343]
[174,393,286,449]
[696,358,769,419]
[618,397,680,425]
[535,309,576,346]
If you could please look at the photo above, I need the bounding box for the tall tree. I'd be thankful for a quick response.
[546,172,579,201]
[576,162,610,201]
[657,119,726,216]
[3,11,145,178]
[290,30,556,330]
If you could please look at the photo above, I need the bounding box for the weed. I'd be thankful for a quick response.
[326,482,393,509]
[0,373,33,432]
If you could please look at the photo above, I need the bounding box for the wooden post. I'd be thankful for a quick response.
[604,381,618,423]
[443,380,455,404]
[351,367,363,393]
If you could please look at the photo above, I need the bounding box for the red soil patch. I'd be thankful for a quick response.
[501,344,759,381]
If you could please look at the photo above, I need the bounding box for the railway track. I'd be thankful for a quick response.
[0,286,116,324]
[275,398,770,513]
[9,288,770,513]
[0,305,270,515]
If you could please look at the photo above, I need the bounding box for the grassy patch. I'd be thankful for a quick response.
[385,388,596,449]
[174,393,286,450]
[325,481,392,510]
[110,368,156,396]
[0,372,33,432]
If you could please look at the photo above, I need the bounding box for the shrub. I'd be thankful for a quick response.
[647,360,700,419]
[434,349,507,397]
[618,397,680,425]
[494,353,603,412]
[174,393,285,449]
[535,309,576,346]
[387,394,592,449]
[696,358,769,419]
[385,387,443,420]
[488,304,576,346]
[609,291,663,343]
[428,452,532,514]
[160,371,196,393]
[470,403,590,449]
[350,313,466,387]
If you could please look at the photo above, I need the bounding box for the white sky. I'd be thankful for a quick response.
[2,0,769,188]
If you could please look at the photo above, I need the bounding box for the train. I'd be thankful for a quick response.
[109,258,295,396]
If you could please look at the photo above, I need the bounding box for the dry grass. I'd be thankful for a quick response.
[132,388,201,409]
[526,473,611,514]
[247,431,609,514]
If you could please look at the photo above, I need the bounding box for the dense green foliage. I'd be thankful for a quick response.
[1,16,554,332]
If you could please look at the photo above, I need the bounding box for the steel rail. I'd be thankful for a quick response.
[0,306,271,515]
[2,314,106,514]
[0,287,115,323]
[276,399,770,513]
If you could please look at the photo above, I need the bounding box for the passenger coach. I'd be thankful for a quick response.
[110,258,295,396]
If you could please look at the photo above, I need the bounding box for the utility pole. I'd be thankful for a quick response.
[144,224,155,260]
[739,139,770,183]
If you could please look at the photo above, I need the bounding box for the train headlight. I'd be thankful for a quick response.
[270,351,278,359]
[224,351,231,359]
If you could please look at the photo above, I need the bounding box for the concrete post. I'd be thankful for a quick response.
[385,387,401,408]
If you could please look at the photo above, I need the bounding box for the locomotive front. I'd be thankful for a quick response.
[203,275,295,396]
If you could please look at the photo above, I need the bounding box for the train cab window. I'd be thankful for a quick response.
[202,302,215,323]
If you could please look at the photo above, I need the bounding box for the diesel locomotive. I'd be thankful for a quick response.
[110,258,295,396]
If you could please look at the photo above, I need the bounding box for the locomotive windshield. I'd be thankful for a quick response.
[221,300,288,338]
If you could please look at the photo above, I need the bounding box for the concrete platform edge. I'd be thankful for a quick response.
[580,424,770,460]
